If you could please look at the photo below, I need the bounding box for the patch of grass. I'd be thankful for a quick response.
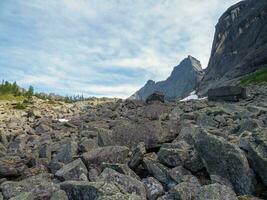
[240,67,267,86]
[13,102,28,110]
[0,94,24,101]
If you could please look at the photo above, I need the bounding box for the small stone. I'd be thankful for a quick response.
[142,177,164,200]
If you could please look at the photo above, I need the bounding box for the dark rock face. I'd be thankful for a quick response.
[208,86,247,102]
[145,92,165,104]
[198,0,267,96]
[131,56,203,101]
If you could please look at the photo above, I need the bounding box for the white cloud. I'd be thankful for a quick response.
[0,0,241,98]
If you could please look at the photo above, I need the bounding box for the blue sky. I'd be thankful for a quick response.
[0,0,240,98]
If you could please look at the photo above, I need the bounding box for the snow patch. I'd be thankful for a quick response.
[180,91,207,102]
[58,119,69,122]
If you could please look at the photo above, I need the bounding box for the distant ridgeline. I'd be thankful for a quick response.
[0,80,85,103]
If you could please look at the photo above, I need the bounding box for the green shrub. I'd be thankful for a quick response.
[240,68,267,86]
[13,102,28,110]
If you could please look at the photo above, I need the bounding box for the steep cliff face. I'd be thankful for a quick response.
[130,56,203,101]
[198,0,267,96]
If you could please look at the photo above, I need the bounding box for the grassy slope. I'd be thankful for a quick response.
[0,94,24,101]
[240,67,267,86]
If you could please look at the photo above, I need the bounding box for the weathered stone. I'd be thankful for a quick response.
[55,158,88,181]
[196,183,238,200]
[38,143,51,160]
[170,175,201,200]
[247,130,267,186]
[50,190,68,200]
[0,173,55,199]
[145,92,165,104]
[128,142,146,169]
[9,192,34,200]
[102,163,140,180]
[210,175,233,189]
[142,177,164,200]
[158,141,191,167]
[82,146,129,170]
[142,158,175,188]
[98,168,146,197]
[52,141,78,164]
[60,181,123,200]
[169,166,192,184]
[193,128,256,195]
[0,156,27,178]
[208,86,247,102]
[79,138,98,153]
[112,121,177,149]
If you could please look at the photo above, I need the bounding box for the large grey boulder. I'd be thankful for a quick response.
[208,86,247,102]
[130,56,203,101]
[60,181,129,200]
[198,0,267,96]
[145,92,165,104]
[247,130,267,186]
[142,158,175,188]
[0,156,27,178]
[98,168,146,197]
[193,128,256,195]
[0,173,55,199]
[158,141,191,167]
[169,175,201,200]
[128,142,146,169]
[111,120,178,149]
[82,146,129,170]
[55,158,88,181]
[142,177,164,200]
[196,183,238,200]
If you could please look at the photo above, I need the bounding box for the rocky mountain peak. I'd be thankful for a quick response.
[130,56,203,101]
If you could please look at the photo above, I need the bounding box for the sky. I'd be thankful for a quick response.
[0,0,240,98]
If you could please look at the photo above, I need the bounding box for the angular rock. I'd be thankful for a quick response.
[102,163,140,180]
[98,168,146,197]
[193,128,256,195]
[142,177,164,200]
[60,181,123,200]
[158,141,191,167]
[112,120,178,149]
[0,156,27,178]
[169,166,192,184]
[9,192,34,200]
[52,141,78,164]
[247,130,267,186]
[50,190,68,200]
[55,158,88,181]
[208,86,247,102]
[196,183,238,200]
[145,92,165,104]
[169,175,201,200]
[128,142,146,169]
[143,158,175,188]
[79,138,98,153]
[82,146,129,170]
[0,173,55,199]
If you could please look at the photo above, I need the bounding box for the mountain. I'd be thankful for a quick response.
[198,0,267,96]
[130,56,203,101]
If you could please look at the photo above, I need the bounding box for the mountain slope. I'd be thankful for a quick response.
[130,56,203,101]
[198,0,267,96]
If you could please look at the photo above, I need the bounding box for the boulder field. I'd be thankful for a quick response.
[0,85,266,199]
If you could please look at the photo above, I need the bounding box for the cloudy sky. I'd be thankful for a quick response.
[0,0,240,98]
